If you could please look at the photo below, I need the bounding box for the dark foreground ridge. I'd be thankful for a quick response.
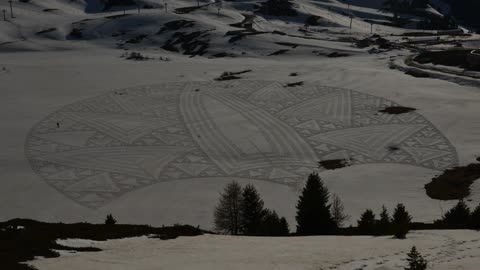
[0,219,204,270]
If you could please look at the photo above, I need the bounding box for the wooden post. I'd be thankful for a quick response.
[370,23,373,34]
[2,10,6,21]
[349,15,352,29]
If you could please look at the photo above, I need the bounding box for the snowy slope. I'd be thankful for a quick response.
[0,0,479,231]
[29,230,480,270]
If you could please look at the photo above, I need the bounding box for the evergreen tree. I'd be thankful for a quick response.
[105,213,117,225]
[296,173,336,235]
[278,217,290,236]
[377,205,392,235]
[259,209,289,236]
[392,203,412,239]
[470,204,480,230]
[214,181,243,235]
[239,184,265,235]
[441,200,471,229]
[357,209,376,235]
[405,246,427,270]
[331,193,349,228]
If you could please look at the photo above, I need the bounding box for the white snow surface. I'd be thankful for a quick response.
[0,0,479,231]
[29,230,480,270]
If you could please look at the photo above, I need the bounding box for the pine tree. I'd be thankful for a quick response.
[471,204,480,230]
[278,217,290,236]
[239,184,265,235]
[331,193,349,228]
[392,203,412,239]
[214,181,243,235]
[259,209,289,236]
[357,209,376,235]
[377,205,392,235]
[442,200,471,229]
[296,173,336,235]
[105,213,117,225]
[405,246,427,270]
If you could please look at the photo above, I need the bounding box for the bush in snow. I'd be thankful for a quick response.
[405,246,428,270]
[105,214,117,225]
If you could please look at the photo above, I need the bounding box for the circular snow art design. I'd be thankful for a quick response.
[25,81,458,208]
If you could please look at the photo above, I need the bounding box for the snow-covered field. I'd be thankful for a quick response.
[1,0,479,233]
[29,230,480,270]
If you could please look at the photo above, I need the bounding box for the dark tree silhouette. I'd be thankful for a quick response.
[392,203,412,239]
[441,200,471,229]
[331,193,349,228]
[471,204,480,230]
[214,181,243,235]
[377,205,392,235]
[240,184,265,235]
[296,173,336,235]
[259,209,289,236]
[105,213,117,225]
[405,246,428,270]
[357,209,376,235]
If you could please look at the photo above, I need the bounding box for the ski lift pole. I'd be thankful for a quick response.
[216,0,222,17]
[8,0,13,18]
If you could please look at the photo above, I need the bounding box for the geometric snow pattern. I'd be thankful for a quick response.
[25,81,458,208]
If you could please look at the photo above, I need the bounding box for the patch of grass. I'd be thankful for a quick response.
[157,20,195,35]
[379,106,416,115]
[285,81,303,87]
[215,70,252,81]
[0,219,204,270]
[425,163,480,200]
[162,30,210,57]
[319,159,350,170]
[405,69,430,78]
[268,49,289,56]
[125,34,148,44]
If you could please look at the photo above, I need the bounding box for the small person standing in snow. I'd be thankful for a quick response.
[56,122,60,128]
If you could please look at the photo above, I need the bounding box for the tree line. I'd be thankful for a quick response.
[214,172,480,237]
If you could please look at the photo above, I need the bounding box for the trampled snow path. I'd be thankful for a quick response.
[29,230,480,270]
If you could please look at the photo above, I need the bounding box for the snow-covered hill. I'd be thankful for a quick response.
[30,230,480,270]
[0,0,479,233]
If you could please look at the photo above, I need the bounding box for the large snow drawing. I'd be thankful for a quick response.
[25,81,458,208]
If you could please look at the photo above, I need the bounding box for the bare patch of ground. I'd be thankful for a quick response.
[215,70,252,81]
[425,163,480,200]
[319,159,350,170]
[379,106,416,114]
